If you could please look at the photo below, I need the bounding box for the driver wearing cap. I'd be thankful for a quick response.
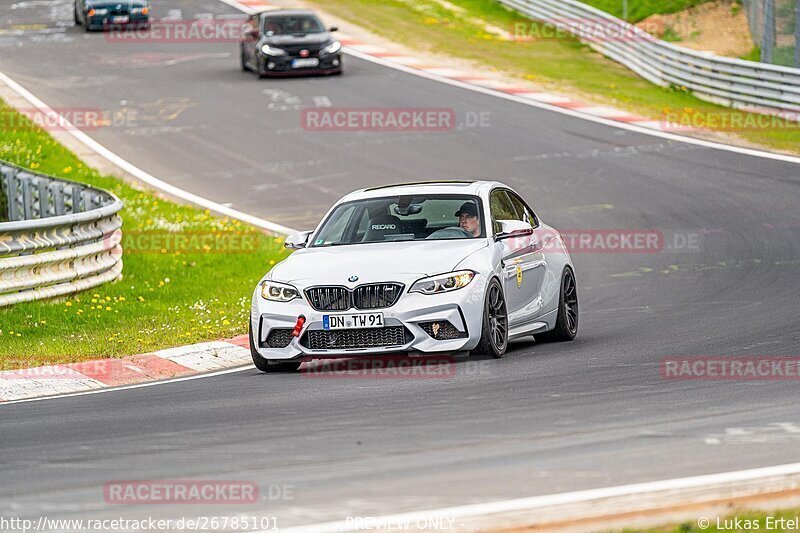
[455,202,481,238]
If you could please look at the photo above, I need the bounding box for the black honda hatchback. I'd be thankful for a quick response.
[240,9,343,77]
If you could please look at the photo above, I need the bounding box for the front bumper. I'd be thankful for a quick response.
[258,52,342,76]
[250,278,487,361]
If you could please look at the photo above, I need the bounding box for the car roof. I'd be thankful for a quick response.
[259,9,319,17]
[343,180,507,201]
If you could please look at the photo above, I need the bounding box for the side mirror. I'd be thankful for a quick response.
[329,26,338,32]
[284,230,313,250]
[494,220,533,241]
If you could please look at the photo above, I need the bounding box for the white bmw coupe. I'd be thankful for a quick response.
[249,181,578,372]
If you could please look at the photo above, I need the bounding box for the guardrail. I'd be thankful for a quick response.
[0,161,123,307]
[500,0,800,116]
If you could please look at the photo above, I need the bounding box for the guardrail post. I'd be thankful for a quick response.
[3,166,19,221]
[762,0,775,63]
[53,181,65,215]
[795,0,800,67]
[0,169,7,223]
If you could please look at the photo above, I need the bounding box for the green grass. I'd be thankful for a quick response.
[308,0,800,154]
[624,507,800,532]
[581,0,712,22]
[0,100,288,367]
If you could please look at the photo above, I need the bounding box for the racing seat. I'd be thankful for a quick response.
[363,214,403,242]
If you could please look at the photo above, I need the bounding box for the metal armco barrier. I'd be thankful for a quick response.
[0,161,123,307]
[500,0,800,115]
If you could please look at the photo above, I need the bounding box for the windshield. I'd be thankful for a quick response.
[262,15,325,35]
[310,195,485,247]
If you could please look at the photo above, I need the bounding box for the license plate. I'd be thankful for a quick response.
[323,312,384,330]
[292,58,319,68]
[111,15,129,23]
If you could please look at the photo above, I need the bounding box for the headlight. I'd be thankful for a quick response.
[130,6,148,14]
[409,270,475,295]
[90,8,108,15]
[322,41,341,54]
[261,44,287,56]
[260,280,300,302]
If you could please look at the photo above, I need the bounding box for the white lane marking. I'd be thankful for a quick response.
[257,462,800,533]
[0,365,253,407]
[0,72,298,235]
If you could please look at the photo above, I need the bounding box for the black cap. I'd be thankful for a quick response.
[454,202,478,218]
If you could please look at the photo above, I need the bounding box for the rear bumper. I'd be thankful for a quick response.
[250,277,488,361]
[86,15,150,30]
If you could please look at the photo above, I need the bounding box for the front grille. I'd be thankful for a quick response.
[419,321,467,340]
[305,287,350,311]
[305,283,404,311]
[302,326,408,350]
[353,283,403,309]
[264,328,293,348]
[281,45,322,57]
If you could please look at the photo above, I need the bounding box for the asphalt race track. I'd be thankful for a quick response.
[1,0,799,528]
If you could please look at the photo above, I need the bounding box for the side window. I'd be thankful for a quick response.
[489,190,521,234]
[506,191,538,228]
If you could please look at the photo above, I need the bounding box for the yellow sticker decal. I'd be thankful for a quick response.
[516,265,523,288]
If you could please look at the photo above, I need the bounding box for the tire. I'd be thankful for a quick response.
[473,277,508,358]
[256,57,268,79]
[74,4,80,25]
[249,323,301,373]
[240,47,249,72]
[534,267,578,343]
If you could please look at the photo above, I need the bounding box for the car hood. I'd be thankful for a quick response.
[263,33,333,47]
[268,240,489,286]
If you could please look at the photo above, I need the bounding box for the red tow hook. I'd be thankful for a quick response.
[292,316,306,337]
